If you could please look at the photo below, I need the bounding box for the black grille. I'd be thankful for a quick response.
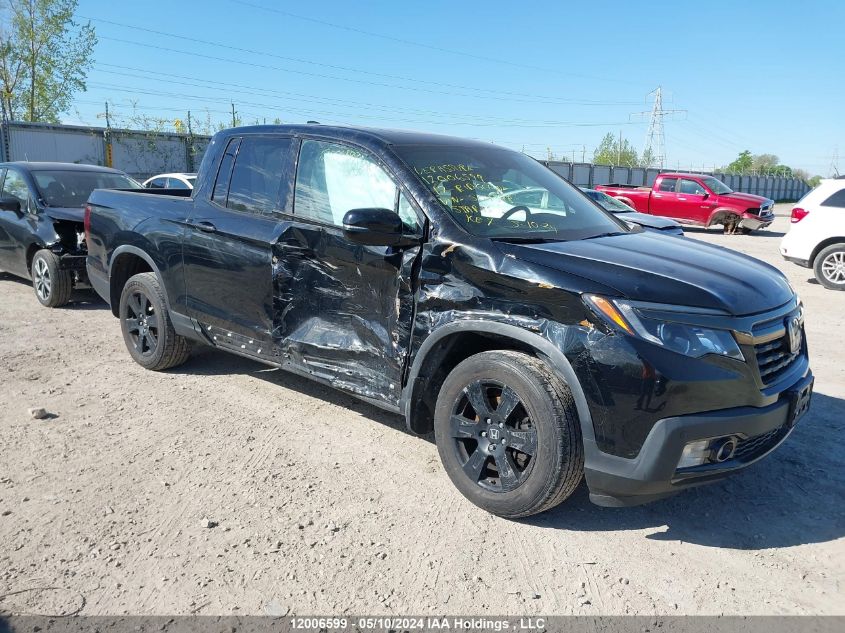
[755,336,800,385]
[733,426,784,462]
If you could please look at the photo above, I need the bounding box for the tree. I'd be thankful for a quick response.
[640,147,656,168]
[0,0,95,123]
[592,133,638,167]
[725,150,753,173]
[808,175,822,188]
[752,153,779,173]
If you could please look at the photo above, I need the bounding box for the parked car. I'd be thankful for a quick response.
[85,125,812,517]
[597,173,775,234]
[143,173,197,190]
[580,188,683,235]
[780,177,845,290]
[0,162,140,307]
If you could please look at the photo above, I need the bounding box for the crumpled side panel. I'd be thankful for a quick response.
[271,222,419,406]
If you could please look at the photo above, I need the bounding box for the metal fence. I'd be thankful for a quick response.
[543,161,810,201]
[0,121,212,181]
[0,121,811,201]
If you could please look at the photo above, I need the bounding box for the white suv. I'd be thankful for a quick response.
[781,177,845,290]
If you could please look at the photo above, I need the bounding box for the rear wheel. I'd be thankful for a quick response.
[31,249,73,307]
[434,350,584,518]
[119,272,191,370]
[814,244,845,290]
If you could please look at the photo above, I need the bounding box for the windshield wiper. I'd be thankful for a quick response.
[490,236,566,244]
[581,231,628,240]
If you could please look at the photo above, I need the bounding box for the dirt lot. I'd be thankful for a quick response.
[0,207,843,617]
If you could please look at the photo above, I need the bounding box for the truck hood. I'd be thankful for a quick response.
[495,231,793,316]
[615,211,680,230]
[44,206,85,223]
[718,191,772,206]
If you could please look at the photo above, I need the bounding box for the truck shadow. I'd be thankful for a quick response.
[175,349,843,549]
[177,347,426,441]
[527,391,845,550]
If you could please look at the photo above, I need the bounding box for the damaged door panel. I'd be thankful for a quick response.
[273,138,423,405]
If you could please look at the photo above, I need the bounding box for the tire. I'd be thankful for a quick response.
[434,350,584,518]
[814,244,845,291]
[119,272,191,370]
[31,249,73,307]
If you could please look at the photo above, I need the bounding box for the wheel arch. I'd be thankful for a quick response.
[706,207,740,227]
[108,246,167,317]
[401,320,594,444]
[810,237,845,266]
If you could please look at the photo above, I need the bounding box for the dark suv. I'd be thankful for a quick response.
[85,126,813,517]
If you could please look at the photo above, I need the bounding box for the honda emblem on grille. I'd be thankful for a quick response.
[786,317,802,354]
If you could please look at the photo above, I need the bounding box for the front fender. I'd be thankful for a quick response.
[402,318,597,452]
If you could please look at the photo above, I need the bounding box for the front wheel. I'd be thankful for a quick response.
[434,350,584,518]
[31,249,73,307]
[814,244,845,290]
[119,272,191,370]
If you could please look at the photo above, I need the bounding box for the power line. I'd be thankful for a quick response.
[226,0,645,86]
[83,16,640,107]
[87,66,638,128]
[83,81,642,129]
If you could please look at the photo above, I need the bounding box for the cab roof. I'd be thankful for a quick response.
[217,124,501,149]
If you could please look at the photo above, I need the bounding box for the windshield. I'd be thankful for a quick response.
[584,189,635,213]
[33,170,141,207]
[701,177,732,194]
[396,144,627,240]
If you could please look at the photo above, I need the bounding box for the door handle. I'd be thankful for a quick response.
[190,221,218,233]
[678,197,687,201]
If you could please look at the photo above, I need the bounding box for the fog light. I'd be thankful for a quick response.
[677,439,711,468]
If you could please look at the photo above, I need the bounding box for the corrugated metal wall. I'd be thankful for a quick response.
[0,122,212,180]
[543,161,809,200]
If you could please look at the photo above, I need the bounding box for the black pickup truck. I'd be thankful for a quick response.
[85,125,813,517]
[0,162,140,306]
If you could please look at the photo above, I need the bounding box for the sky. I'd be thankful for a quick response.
[64,0,844,176]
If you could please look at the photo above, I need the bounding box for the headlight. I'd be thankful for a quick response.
[583,295,744,360]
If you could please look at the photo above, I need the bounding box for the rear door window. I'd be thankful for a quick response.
[212,137,241,204]
[226,136,294,215]
[147,177,167,189]
[166,177,190,190]
[821,189,845,208]
[1,169,31,205]
[658,178,678,192]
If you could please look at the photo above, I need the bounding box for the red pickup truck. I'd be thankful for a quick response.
[596,173,775,234]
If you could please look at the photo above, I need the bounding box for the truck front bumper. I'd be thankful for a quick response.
[739,211,775,231]
[584,371,813,507]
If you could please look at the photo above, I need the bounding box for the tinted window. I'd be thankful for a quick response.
[679,179,706,195]
[1,169,30,205]
[294,139,398,227]
[396,144,624,240]
[822,189,845,208]
[227,136,293,215]
[658,178,677,192]
[167,178,190,190]
[31,171,139,207]
[212,137,240,204]
[148,177,167,189]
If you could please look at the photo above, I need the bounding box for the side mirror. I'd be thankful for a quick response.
[342,208,419,247]
[0,197,22,213]
[702,192,710,199]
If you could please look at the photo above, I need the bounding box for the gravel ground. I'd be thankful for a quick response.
[0,206,843,616]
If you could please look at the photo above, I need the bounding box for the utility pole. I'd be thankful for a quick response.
[582,145,586,163]
[104,102,113,168]
[630,86,686,169]
[617,130,622,166]
[186,110,194,172]
[231,102,237,128]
